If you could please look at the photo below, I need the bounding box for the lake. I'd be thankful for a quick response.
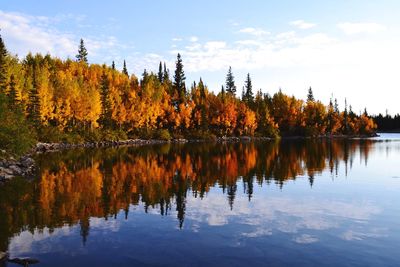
[1,134,400,266]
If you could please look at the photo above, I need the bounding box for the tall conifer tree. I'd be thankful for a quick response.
[99,67,112,128]
[173,53,186,105]
[307,87,315,102]
[0,32,8,93]
[122,60,128,76]
[76,38,88,63]
[158,61,163,83]
[244,73,254,103]
[225,66,236,95]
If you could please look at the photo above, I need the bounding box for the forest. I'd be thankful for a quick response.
[0,35,377,155]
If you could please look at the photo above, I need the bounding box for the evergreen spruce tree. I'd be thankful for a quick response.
[111,61,115,70]
[307,87,315,102]
[158,61,163,83]
[199,78,206,101]
[334,98,339,113]
[198,78,208,131]
[244,73,254,103]
[163,62,169,82]
[327,98,334,134]
[122,60,128,76]
[99,67,112,128]
[343,98,348,134]
[8,74,18,107]
[225,66,236,95]
[76,38,88,63]
[173,53,186,105]
[141,69,149,88]
[0,32,8,93]
[27,66,41,128]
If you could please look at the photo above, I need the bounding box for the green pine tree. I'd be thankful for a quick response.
[7,74,18,107]
[122,60,128,76]
[0,32,8,93]
[158,61,163,83]
[244,73,254,103]
[99,67,112,128]
[27,67,41,128]
[198,79,208,131]
[225,66,236,95]
[173,53,186,106]
[76,38,88,63]
[163,62,169,82]
[220,85,226,99]
[307,87,315,102]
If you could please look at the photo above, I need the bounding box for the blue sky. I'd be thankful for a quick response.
[1,0,400,114]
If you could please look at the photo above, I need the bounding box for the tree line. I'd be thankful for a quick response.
[0,35,377,154]
[371,113,400,132]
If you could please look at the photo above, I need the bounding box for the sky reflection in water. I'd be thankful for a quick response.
[1,135,400,266]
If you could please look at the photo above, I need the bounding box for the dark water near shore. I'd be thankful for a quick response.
[1,134,400,266]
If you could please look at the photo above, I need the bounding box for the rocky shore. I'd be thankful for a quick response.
[0,153,35,183]
[33,136,275,153]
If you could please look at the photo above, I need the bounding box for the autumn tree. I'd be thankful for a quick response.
[0,31,378,145]
[76,38,88,63]
[225,66,236,95]
[254,90,279,137]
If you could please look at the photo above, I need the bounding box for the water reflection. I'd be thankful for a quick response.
[0,139,385,253]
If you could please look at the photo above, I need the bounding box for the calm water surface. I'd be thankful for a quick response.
[1,134,400,266]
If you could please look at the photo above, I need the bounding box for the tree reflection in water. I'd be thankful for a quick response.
[0,139,374,251]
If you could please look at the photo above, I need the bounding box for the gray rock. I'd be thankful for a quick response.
[8,165,22,175]
[19,157,35,168]
[1,174,14,180]
[0,167,13,175]
[0,251,7,261]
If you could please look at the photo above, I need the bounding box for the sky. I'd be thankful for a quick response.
[1,0,399,115]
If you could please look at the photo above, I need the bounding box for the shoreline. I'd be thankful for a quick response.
[33,133,378,153]
[0,133,378,183]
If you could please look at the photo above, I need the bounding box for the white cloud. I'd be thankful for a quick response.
[235,40,263,47]
[172,37,183,42]
[238,27,269,36]
[0,10,76,58]
[9,225,74,254]
[0,10,122,62]
[293,234,319,244]
[290,20,316,29]
[189,36,199,42]
[168,25,400,113]
[341,229,387,241]
[186,191,381,229]
[337,22,386,35]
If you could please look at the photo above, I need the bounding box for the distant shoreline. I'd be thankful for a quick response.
[377,130,400,133]
[33,133,379,153]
